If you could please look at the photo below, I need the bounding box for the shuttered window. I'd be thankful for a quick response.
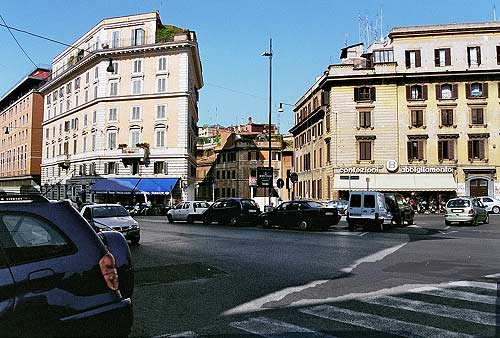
[407,140,424,161]
[471,108,484,125]
[468,139,486,160]
[359,141,372,161]
[467,46,481,66]
[354,87,376,102]
[359,111,371,128]
[438,140,455,161]
[405,50,421,68]
[434,48,451,67]
[440,109,454,127]
[410,110,424,127]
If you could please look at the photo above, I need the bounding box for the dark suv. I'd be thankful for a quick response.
[0,194,133,337]
[384,192,415,227]
[202,198,261,226]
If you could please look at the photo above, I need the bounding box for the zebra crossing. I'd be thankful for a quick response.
[160,280,499,338]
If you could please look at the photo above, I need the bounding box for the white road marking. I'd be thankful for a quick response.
[230,317,338,338]
[410,287,498,305]
[331,231,363,236]
[152,331,198,338]
[449,281,498,290]
[407,224,420,228]
[357,232,368,236]
[484,273,500,279]
[340,243,408,273]
[223,243,407,315]
[301,305,476,338]
[445,226,451,230]
[361,295,497,326]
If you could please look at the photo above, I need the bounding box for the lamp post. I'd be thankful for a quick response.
[262,39,273,208]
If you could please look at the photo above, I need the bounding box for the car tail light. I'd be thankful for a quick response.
[99,251,119,291]
[468,209,474,215]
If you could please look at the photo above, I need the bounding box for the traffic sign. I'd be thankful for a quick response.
[257,167,274,187]
[290,172,298,183]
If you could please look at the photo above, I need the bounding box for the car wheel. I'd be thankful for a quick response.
[407,217,414,226]
[492,206,500,214]
[262,219,270,229]
[186,215,194,224]
[394,216,402,227]
[130,236,140,245]
[377,221,384,232]
[229,217,238,226]
[298,220,308,231]
[484,213,489,224]
[167,214,174,223]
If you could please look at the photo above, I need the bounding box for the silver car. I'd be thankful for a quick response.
[444,197,488,226]
[477,196,500,214]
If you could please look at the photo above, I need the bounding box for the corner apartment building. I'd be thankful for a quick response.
[292,22,500,203]
[0,68,51,193]
[39,11,203,204]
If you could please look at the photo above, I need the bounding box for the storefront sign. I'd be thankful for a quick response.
[399,166,454,174]
[338,167,380,174]
[338,161,454,175]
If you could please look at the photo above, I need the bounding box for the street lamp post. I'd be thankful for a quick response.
[262,39,273,208]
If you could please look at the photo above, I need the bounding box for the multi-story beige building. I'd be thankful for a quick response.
[293,22,500,206]
[0,68,51,193]
[39,11,203,204]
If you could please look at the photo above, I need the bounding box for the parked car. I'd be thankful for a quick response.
[260,200,339,231]
[444,197,488,226]
[346,191,393,231]
[81,203,141,244]
[0,194,133,337]
[384,192,415,226]
[477,196,500,214]
[202,198,261,226]
[326,200,348,215]
[167,201,211,223]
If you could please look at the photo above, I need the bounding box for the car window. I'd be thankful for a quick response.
[199,202,210,208]
[483,197,493,202]
[447,199,470,208]
[363,194,376,208]
[175,203,184,209]
[385,196,396,210]
[0,213,74,266]
[82,207,92,220]
[92,206,129,218]
[277,203,288,211]
[306,201,324,208]
[287,203,299,211]
[241,199,256,210]
[183,203,190,209]
[350,194,361,208]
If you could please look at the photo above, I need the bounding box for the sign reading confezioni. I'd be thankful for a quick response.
[335,160,455,174]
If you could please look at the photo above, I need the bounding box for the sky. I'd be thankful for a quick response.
[1,0,499,133]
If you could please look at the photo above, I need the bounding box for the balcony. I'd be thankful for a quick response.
[56,154,71,169]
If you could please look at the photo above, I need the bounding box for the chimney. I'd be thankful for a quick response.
[248,116,253,124]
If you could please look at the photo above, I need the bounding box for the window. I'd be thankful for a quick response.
[434,48,451,67]
[467,46,481,66]
[92,111,97,124]
[93,86,98,99]
[405,50,421,68]
[132,79,142,95]
[354,87,375,102]
[111,62,119,75]
[84,90,89,103]
[91,133,96,151]
[0,213,73,265]
[85,72,90,84]
[373,49,394,63]
[410,110,424,128]
[109,108,118,121]
[133,59,142,73]
[82,136,87,152]
[112,31,120,48]
[129,128,141,146]
[74,77,80,90]
[363,194,375,208]
[107,130,117,150]
[436,83,457,100]
[407,139,425,161]
[83,113,88,127]
[467,82,487,98]
[156,105,166,119]
[154,161,166,174]
[359,111,371,128]
[131,28,145,46]
[440,109,454,127]
[155,128,165,147]
[359,141,372,161]
[94,66,99,79]
[158,57,167,71]
[468,138,487,160]
[66,82,72,94]
[438,140,455,161]
[406,85,427,100]
[157,76,167,93]
[131,106,141,121]
[471,108,484,125]
[109,81,118,96]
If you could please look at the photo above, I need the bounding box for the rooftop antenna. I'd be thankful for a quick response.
[494,5,497,21]
[380,6,383,41]
[344,32,348,47]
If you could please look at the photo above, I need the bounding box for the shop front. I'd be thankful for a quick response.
[333,161,457,212]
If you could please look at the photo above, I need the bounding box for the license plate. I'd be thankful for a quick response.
[248,209,256,213]
[325,212,333,216]
[451,209,463,213]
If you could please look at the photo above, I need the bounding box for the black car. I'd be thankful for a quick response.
[203,198,261,226]
[260,200,340,231]
[384,192,415,226]
[0,194,133,337]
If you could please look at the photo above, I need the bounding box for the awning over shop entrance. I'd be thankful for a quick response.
[91,178,179,195]
[333,174,456,191]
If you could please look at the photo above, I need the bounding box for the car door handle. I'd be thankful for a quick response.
[28,269,57,293]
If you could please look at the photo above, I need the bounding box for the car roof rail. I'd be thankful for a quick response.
[0,193,49,203]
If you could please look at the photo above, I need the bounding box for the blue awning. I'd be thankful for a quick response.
[91,178,179,195]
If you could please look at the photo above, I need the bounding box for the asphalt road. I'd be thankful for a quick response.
[129,214,500,338]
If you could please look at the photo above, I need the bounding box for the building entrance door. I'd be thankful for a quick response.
[469,178,488,197]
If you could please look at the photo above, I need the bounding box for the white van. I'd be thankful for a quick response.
[346,191,393,231]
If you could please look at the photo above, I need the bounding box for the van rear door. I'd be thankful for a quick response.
[362,193,376,220]
[348,193,362,218]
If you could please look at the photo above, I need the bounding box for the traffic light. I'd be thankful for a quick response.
[286,169,291,190]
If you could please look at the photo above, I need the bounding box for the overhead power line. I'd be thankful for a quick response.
[0,14,37,68]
